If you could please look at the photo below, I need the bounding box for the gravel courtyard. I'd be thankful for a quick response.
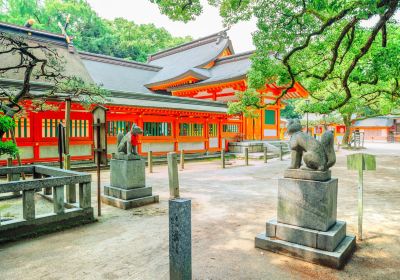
[0,143,399,280]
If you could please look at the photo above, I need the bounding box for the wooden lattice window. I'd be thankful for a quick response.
[179,123,204,136]
[208,123,218,137]
[223,124,239,133]
[42,119,89,138]
[143,122,171,136]
[107,121,132,136]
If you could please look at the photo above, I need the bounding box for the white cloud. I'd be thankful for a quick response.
[86,0,256,53]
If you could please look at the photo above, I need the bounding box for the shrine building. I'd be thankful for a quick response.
[0,22,307,163]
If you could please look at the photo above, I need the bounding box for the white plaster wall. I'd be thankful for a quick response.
[209,137,219,148]
[264,129,277,137]
[141,142,175,152]
[70,144,92,156]
[39,146,58,158]
[178,142,205,151]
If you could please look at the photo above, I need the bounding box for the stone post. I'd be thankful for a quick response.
[279,145,283,161]
[7,158,20,196]
[180,150,185,170]
[263,146,268,163]
[245,147,249,166]
[53,185,65,214]
[221,149,225,169]
[148,151,153,173]
[65,154,76,203]
[169,198,192,280]
[22,190,35,220]
[167,152,180,198]
[79,182,92,209]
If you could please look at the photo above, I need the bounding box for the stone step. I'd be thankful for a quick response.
[101,194,159,210]
[231,152,278,160]
[255,233,356,269]
[266,219,347,252]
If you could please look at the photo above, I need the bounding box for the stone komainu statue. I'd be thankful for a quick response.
[287,119,336,171]
[117,123,143,155]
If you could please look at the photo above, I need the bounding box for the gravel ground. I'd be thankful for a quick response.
[0,142,399,280]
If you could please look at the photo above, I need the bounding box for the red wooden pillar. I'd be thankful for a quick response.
[204,117,209,151]
[137,113,144,154]
[32,112,41,162]
[173,116,179,152]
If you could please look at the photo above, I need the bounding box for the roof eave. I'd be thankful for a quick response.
[144,69,210,89]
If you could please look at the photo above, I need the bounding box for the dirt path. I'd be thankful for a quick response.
[0,143,399,280]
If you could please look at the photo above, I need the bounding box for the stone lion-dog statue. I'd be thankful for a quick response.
[117,123,143,155]
[287,119,336,171]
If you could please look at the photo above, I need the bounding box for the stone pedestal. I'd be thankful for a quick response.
[101,156,159,209]
[255,169,355,268]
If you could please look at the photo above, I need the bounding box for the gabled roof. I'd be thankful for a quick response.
[79,52,160,93]
[145,30,234,88]
[169,51,252,91]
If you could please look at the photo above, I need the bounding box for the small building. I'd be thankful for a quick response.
[353,117,396,142]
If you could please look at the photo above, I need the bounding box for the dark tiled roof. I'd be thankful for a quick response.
[79,52,160,93]
[354,117,394,127]
[0,23,93,83]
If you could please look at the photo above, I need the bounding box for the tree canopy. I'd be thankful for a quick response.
[150,0,400,114]
[0,0,192,62]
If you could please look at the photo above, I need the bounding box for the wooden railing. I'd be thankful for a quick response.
[0,165,94,243]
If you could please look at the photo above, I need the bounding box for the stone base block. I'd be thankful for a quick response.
[110,159,145,189]
[284,169,331,181]
[104,185,152,200]
[278,177,337,231]
[266,219,346,252]
[101,194,159,210]
[255,233,356,269]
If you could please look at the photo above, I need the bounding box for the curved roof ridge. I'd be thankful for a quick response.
[147,29,229,62]
[215,50,254,65]
[79,51,162,72]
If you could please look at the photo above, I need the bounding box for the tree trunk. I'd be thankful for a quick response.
[342,114,352,146]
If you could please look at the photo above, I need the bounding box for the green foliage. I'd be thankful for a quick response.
[0,0,191,62]
[227,89,262,118]
[0,115,18,158]
[150,0,203,22]
[280,100,302,120]
[0,115,15,133]
[0,140,18,158]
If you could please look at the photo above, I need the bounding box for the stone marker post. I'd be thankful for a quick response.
[279,145,283,161]
[180,150,185,170]
[168,152,192,280]
[148,151,153,173]
[167,152,180,198]
[221,149,225,169]
[347,153,376,240]
[245,147,249,166]
[263,146,268,163]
